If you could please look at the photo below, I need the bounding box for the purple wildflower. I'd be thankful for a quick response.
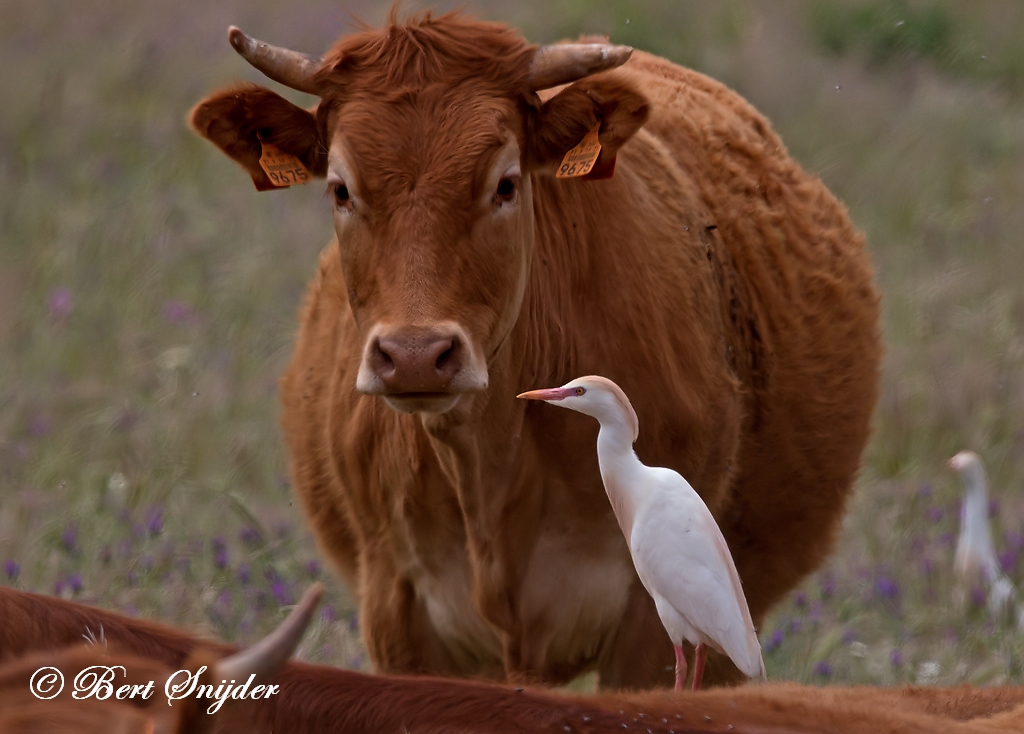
[809,600,823,622]
[146,506,164,536]
[216,589,232,610]
[127,571,139,587]
[348,612,359,634]
[124,605,138,617]
[794,591,807,608]
[275,521,291,538]
[926,507,944,524]
[765,628,784,652]
[1000,550,1018,575]
[236,563,251,585]
[348,654,363,670]
[47,287,73,321]
[917,484,932,499]
[789,618,803,634]
[320,604,336,623]
[814,661,833,678]
[3,560,19,580]
[820,574,837,599]
[271,579,292,606]
[890,649,903,667]
[161,299,195,325]
[875,575,899,601]
[239,526,263,547]
[212,537,228,570]
[969,585,986,608]
[988,499,1000,518]
[131,523,146,540]
[305,559,321,577]
[68,573,83,594]
[61,522,78,554]
[54,579,66,596]
[841,628,857,645]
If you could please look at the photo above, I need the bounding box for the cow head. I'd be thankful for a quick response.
[191,13,649,415]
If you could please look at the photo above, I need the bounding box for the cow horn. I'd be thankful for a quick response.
[217,583,323,682]
[526,43,634,90]
[228,26,323,95]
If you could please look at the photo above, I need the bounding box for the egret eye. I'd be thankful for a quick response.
[575,387,586,396]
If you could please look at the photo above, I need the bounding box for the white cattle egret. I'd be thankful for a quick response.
[948,451,1019,619]
[518,375,765,690]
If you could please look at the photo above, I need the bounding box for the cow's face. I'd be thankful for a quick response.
[191,17,648,415]
[323,92,533,414]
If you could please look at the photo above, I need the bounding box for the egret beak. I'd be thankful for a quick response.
[517,387,576,401]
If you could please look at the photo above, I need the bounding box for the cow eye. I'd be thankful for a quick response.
[332,182,351,211]
[493,175,519,207]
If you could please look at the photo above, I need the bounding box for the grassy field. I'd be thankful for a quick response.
[3,0,1024,687]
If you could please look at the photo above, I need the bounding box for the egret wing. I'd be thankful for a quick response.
[630,469,763,678]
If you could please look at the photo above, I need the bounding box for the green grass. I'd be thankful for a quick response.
[3,0,1024,687]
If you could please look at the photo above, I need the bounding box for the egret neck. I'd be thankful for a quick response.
[595,418,647,541]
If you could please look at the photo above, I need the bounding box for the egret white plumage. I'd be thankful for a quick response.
[518,375,765,690]
[948,450,1019,620]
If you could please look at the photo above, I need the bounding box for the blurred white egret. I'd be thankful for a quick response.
[948,450,1021,624]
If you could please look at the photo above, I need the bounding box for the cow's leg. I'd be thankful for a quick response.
[691,643,707,690]
[358,553,463,677]
[598,579,674,689]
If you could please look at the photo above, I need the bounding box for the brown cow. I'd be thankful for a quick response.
[190,10,882,687]
[0,586,322,734]
[5,587,1024,734]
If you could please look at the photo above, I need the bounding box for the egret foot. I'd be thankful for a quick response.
[674,644,687,691]
[692,643,708,691]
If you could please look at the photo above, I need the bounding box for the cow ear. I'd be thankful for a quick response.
[523,74,649,180]
[189,83,327,191]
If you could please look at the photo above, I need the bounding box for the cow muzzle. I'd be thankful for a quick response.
[355,323,488,413]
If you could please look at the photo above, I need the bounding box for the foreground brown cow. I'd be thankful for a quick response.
[190,10,882,687]
[6,587,1024,734]
[0,586,321,734]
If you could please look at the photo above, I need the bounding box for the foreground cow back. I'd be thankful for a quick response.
[7,588,1024,734]
[191,11,881,687]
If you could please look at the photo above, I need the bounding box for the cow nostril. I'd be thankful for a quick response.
[373,338,396,371]
[435,342,455,372]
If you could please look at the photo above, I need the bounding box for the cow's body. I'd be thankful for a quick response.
[193,14,881,687]
[4,587,1024,734]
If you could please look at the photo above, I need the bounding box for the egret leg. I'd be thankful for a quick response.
[691,643,708,691]
[673,644,687,691]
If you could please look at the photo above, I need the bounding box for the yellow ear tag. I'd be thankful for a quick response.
[258,140,312,188]
[556,123,602,179]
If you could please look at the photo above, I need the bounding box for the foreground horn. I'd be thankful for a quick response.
[228,26,322,95]
[527,43,634,90]
[217,583,323,682]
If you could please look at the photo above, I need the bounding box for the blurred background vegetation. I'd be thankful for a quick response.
[3,0,1024,686]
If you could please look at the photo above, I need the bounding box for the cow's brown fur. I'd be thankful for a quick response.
[7,587,1024,734]
[190,10,882,687]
